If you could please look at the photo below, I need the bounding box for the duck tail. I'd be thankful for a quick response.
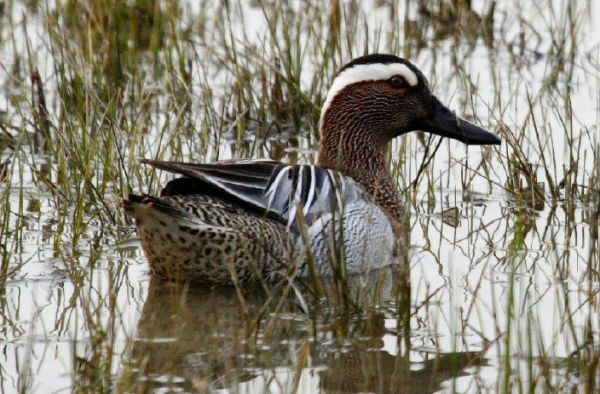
[120,193,146,214]
[121,194,188,220]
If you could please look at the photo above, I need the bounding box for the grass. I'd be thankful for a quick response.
[0,0,599,392]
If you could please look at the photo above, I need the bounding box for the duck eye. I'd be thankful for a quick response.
[389,75,408,89]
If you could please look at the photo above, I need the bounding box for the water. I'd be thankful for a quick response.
[1,0,599,392]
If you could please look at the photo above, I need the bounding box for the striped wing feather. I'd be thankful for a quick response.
[142,159,369,232]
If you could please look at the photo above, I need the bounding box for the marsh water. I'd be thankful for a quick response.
[1,1,599,393]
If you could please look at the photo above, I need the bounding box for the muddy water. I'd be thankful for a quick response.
[1,1,599,393]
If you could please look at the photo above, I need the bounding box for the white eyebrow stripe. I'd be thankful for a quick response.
[319,62,419,129]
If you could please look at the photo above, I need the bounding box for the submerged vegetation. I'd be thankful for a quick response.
[0,0,598,392]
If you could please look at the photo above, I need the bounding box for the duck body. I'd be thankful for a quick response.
[123,54,500,285]
[123,160,395,284]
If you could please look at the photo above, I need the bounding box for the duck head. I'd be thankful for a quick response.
[318,54,500,173]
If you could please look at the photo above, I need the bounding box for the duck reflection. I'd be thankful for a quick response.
[121,273,485,393]
[318,313,485,393]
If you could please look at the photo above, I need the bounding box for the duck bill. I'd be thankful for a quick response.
[414,97,501,145]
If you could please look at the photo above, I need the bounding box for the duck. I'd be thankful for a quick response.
[122,54,500,285]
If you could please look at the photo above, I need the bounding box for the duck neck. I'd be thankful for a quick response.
[317,121,405,227]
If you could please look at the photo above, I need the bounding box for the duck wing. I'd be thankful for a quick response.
[141,159,370,232]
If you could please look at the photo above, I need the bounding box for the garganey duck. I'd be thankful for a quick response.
[123,54,500,285]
